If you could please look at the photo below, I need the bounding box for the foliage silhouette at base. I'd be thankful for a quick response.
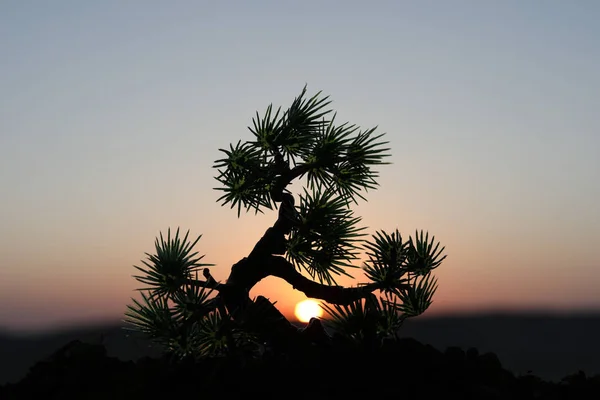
[2,336,599,400]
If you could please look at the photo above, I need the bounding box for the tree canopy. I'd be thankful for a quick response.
[124,86,446,359]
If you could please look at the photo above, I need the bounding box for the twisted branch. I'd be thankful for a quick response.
[263,255,410,305]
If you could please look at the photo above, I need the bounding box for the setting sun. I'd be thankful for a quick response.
[294,299,324,323]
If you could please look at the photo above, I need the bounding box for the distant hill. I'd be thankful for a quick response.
[0,323,163,385]
[1,313,599,385]
[397,313,600,381]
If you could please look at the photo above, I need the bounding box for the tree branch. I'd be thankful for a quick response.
[248,192,298,260]
[263,255,408,305]
[270,163,312,202]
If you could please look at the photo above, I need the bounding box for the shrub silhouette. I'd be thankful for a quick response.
[6,336,600,399]
[124,86,447,360]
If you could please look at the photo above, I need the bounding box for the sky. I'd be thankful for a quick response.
[1,0,599,332]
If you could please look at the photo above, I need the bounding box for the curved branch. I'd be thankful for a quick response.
[270,163,312,202]
[264,255,409,305]
[249,193,298,260]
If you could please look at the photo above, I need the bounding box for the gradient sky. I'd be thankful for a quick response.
[1,1,599,332]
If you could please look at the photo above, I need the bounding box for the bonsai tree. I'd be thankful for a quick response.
[124,86,446,359]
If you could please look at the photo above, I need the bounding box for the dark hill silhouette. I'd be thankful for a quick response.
[1,312,599,385]
[397,312,600,381]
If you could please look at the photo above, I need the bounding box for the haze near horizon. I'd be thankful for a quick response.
[1,0,599,332]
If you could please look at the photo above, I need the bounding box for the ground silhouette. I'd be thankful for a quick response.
[1,322,599,400]
[2,313,600,399]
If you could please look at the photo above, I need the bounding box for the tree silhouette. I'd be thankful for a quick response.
[124,86,446,359]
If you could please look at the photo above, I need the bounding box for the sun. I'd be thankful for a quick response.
[294,299,323,323]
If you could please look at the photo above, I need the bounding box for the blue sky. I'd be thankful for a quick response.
[1,0,599,331]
